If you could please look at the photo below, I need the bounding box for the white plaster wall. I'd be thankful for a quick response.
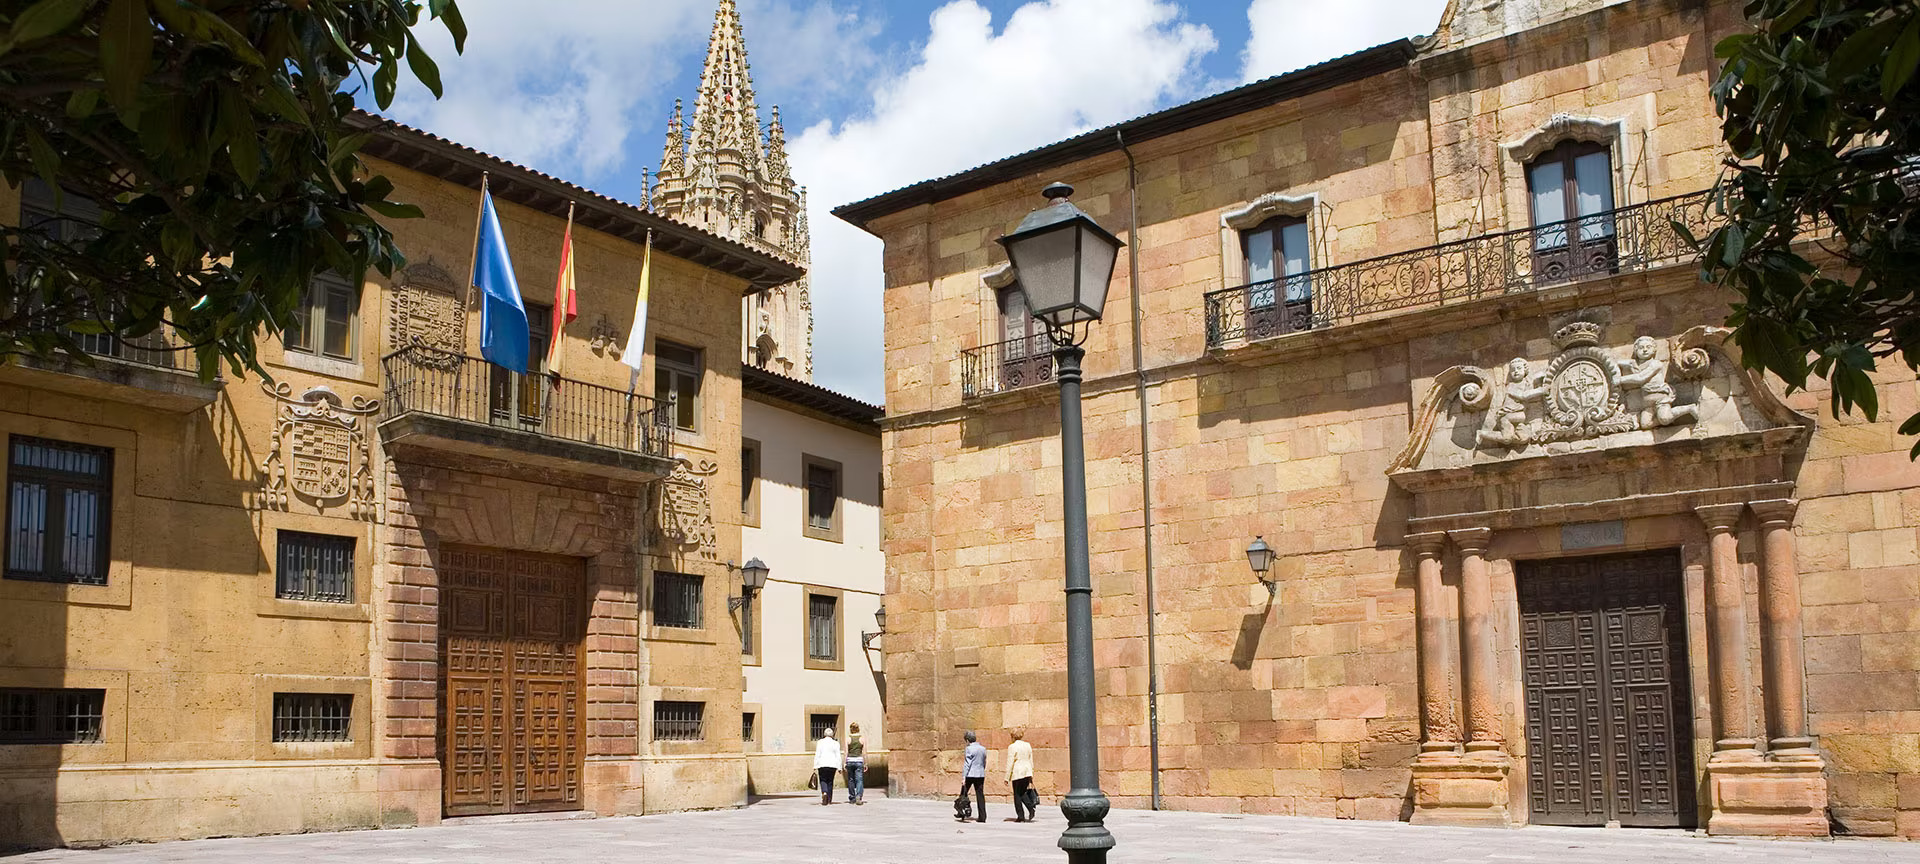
[741,398,885,755]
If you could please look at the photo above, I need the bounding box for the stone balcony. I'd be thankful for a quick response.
[3,330,223,413]
[1204,189,1718,352]
[378,345,676,482]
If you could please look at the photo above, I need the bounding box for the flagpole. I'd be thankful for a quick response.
[544,200,575,423]
[466,173,490,318]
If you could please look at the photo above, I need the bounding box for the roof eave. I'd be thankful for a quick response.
[350,112,805,294]
[829,40,1418,234]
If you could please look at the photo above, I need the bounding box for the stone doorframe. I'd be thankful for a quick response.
[376,447,650,826]
[1397,473,1829,835]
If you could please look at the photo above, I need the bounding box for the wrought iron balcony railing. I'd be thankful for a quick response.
[381,345,673,459]
[68,330,184,371]
[961,333,1055,400]
[1205,189,1717,348]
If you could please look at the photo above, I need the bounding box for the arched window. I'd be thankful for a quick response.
[1525,140,1617,280]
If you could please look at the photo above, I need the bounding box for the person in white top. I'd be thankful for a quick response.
[1006,729,1036,822]
[813,728,843,805]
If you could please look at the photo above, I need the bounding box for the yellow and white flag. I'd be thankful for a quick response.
[621,230,652,386]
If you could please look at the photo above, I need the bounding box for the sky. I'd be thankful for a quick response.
[381,0,1452,404]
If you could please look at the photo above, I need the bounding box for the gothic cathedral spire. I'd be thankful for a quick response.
[653,0,812,380]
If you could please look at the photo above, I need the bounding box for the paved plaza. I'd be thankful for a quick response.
[12,796,1919,864]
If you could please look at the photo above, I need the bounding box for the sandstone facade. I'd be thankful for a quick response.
[840,0,1919,837]
[0,119,794,846]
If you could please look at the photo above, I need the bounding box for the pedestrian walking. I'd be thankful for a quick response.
[961,730,987,823]
[1006,729,1035,822]
[814,726,842,805]
[845,722,868,805]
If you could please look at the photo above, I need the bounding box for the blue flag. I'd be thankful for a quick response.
[473,188,529,373]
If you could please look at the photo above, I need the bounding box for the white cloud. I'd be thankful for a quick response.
[790,0,1216,403]
[1240,0,1450,83]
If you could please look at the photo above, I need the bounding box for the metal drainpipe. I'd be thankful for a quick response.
[1116,129,1163,811]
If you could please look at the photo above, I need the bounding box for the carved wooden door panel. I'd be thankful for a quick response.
[440,545,585,816]
[1518,550,1695,827]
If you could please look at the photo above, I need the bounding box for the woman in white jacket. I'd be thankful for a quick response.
[813,729,842,805]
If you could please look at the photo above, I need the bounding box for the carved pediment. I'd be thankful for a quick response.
[1389,309,1814,476]
[1503,114,1624,163]
[1221,192,1317,230]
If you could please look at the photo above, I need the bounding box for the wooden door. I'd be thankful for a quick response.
[1518,550,1695,827]
[440,545,584,816]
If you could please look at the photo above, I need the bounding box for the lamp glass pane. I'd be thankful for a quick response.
[1073,223,1119,322]
[1004,226,1079,318]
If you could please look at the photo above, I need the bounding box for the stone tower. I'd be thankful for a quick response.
[652,0,812,380]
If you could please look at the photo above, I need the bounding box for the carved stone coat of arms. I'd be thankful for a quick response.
[261,382,381,519]
[656,458,718,556]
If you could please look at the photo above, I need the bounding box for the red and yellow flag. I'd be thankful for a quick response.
[547,204,579,384]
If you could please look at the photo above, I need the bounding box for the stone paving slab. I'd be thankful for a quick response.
[13,796,1919,864]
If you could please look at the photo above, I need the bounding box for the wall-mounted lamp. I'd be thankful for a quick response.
[861,606,887,650]
[727,557,770,611]
[1247,536,1277,599]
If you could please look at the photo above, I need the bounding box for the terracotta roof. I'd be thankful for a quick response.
[349,111,804,294]
[829,40,1417,233]
[741,364,882,429]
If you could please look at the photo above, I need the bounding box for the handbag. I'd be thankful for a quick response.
[1023,786,1039,809]
[807,771,819,791]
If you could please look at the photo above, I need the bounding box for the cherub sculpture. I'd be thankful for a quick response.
[1616,335,1698,429]
[1476,356,1549,448]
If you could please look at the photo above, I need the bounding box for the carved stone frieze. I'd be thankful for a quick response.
[389,260,466,368]
[588,314,624,358]
[260,381,381,519]
[657,458,719,557]
[1389,308,1814,474]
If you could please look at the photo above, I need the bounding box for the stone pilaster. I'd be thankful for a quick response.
[1702,499,1830,837]
[1695,503,1762,761]
[1411,528,1509,828]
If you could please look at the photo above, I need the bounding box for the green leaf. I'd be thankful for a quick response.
[1883,14,1920,101]
[364,199,424,219]
[1831,14,1903,80]
[220,88,260,187]
[64,87,100,119]
[5,0,95,51]
[1767,0,1817,36]
[22,125,62,193]
[99,0,154,111]
[404,33,442,97]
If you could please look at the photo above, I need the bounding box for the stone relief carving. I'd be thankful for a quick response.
[1502,113,1624,163]
[1220,191,1317,230]
[587,314,624,358]
[389,260,466,368]
[657,458,719,557]
[260,381,381,519]
[1388,309,1812,474]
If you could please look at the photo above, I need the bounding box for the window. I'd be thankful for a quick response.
[742,711,757,743]
[653,571,703,629]
[286,271,359,360]
[1526,140,1617,250]
[653,701,704,741]
[1241,215,1311,305]
[276,530,353,603]
[655,340,703,432]
[741,439,761,527]
[995,286,1050,388]
[0,688,104,744]
[490,301,551,425]
[272,693,351,743]
[803,455,842,542]
[5,436,111,585]
[739,588,756,657]
[19,178,102,250]
[807,593,839,662]
[808,712,840,743]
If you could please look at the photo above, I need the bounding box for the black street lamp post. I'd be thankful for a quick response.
[997,182,1124,863]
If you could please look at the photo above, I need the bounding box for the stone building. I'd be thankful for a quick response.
[0,112,796,845]
[651,0,813,382]
[836,0,1919,838]
[738,367,886,793]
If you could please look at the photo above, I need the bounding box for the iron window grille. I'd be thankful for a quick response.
[276,530,354,603]
[0,688,104,744]
[653,701,705,741]
[653,571,704,629]
[272,693,352,743]
[5,436,111,585]
[742,712,756,743]
[808,713,839,743]
[807,593,838,661]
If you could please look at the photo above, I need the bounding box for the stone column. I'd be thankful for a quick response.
[1750,499,1817,759]
[1408,532,1459,758]
[1448,527,1501,755]
[1695,503,1762,761]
